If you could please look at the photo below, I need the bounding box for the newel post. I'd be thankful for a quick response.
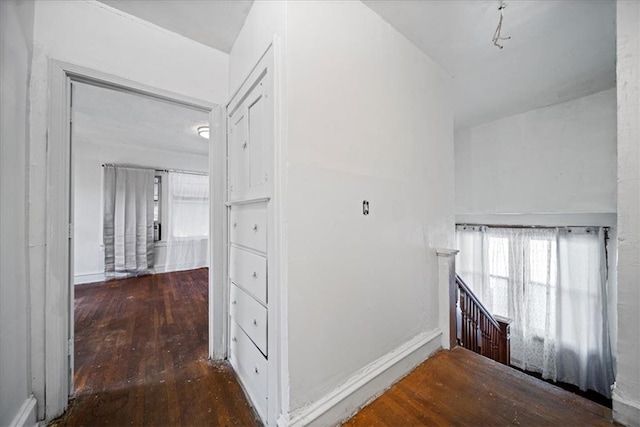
[494,315,512,365]
[436,248,459,350]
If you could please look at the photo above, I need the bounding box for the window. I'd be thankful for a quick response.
[486,233,558,339]
[153,175,162,241]
[167,172,209,239]
[488,236,510,318]
[526,238,557,338]
[456,225,614,397]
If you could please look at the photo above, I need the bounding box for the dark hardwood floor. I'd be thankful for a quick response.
[344,346,615,427]
[51,268,258,427]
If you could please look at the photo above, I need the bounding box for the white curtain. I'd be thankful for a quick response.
[103,165,155,278]
[555,228,615,397]
[456,225,614,398]
[165,172,209,271]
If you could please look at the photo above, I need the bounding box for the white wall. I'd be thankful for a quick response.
[229,1,454,423]
[286,0,453,417]
[455,88,617,218]
[228,0,286,95]
[0,0,37,425]
[73,140,209,284]
[614,1,640,425]
[28,0,228,420]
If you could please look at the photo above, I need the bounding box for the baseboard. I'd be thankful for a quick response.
[153,263,207,274]
[73,272,105,285]
[9,395,37,427]
[74,263,207,284]
[288,328,442,427]
[613,390,640,427]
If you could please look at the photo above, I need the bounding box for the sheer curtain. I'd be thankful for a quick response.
[165,172,209,271]
[103,165,155,279]
[555,228,615,397]
[456,225,614,397]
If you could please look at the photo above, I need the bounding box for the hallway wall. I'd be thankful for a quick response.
[284,1,454,417]
[0,1,36,425]
[614,1,640,425]
[455,88,617,218]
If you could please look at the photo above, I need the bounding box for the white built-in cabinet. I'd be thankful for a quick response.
[226,48,275,424]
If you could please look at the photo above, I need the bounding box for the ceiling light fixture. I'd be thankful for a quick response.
[492,2,511,49]
[197,126,210,139]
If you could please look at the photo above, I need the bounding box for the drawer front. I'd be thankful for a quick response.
[230,284,268,355]
[229,202,267,253]
[230,246,267,305]
[229,320,267,420]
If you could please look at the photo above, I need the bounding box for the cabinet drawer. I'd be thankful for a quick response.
[230,284,267,355]
[230,246,267,305]
[229,202,267,253]
[229,320,267,420]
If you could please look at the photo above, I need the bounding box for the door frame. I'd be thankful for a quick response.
[45,59,226,419]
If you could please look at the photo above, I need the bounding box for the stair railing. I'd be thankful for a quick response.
[455,274,511,365]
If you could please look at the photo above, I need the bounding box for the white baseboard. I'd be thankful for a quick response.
[74,272,105,285]
[613,389,640,427]
[288,328,442,427]
[154,262,207,274]
[10,395,37,427]
[74,263,207,284]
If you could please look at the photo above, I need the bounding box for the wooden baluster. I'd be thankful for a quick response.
[462,292,467,348]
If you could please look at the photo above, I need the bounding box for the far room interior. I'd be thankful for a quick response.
[71,80,213,399]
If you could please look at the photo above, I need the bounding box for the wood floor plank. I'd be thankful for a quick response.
[344,347,616,427]
[51,268,258,427]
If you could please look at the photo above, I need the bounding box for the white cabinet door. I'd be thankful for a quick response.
[228,109,248,196]
[227,73,271,202]
[226,46,275,426]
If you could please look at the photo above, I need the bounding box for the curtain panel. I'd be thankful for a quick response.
[103,165,155,278]
[456,225,614,398]
[165,171,209,271]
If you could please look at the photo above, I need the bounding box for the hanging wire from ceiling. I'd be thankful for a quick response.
[492,2,511,49]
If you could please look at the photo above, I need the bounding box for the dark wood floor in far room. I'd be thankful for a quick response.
[51,268,258,426]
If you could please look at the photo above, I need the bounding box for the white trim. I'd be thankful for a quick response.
[272,33,290,427]
[225,196,271,206]
[613,389,640,427]
[288,328,442,427]
[155,263,209,274]
[45,59,221,421]
[435,248,460,257]
[74,263,210,285]
[73,273,105,285]
[10,395,37,427]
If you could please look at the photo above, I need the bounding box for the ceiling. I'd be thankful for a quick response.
[72,81,210,155]
[99,0,253,53]
[97,0,616,130]
[363,0,616,128]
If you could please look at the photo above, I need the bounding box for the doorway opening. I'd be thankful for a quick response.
[44,61,229,420]
[69,80,213,402]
